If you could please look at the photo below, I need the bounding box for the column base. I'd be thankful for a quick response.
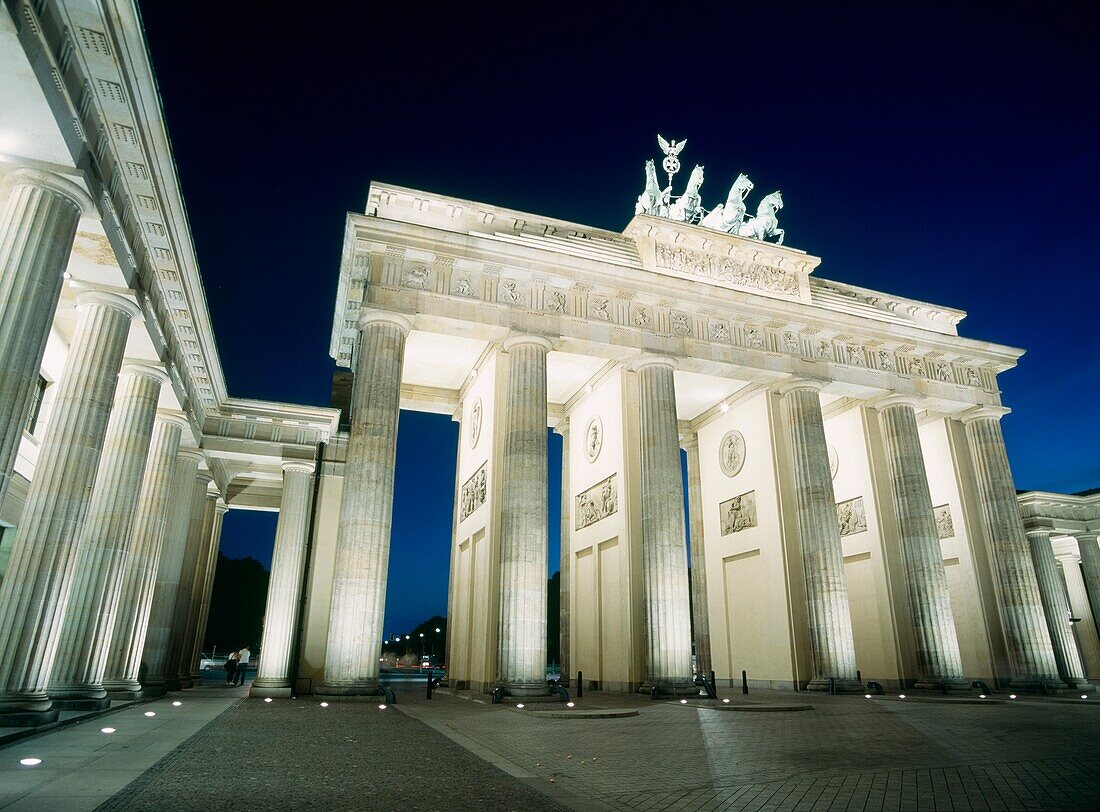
[164,677,182,691]
[807,678,865,694]
[140,680,168,698]
[103,680,143,701]
[0,707,60,727]
[501,681,554,698]
[250,679,293,699]
[316,680,381,697]
[51,696,112,711]
[189,671,204,684]
[1009,676,1067,692]
[640,680,698,697]
[177,676,194,690]
[914,678,972,693]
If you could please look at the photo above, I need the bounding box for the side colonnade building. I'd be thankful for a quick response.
[1,0,1099,725]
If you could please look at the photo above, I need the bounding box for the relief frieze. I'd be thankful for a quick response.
[575,474,617,530]
[837,496,868,537]
[654,243,800,299]
[460,463,487,520]
[720,490,757,535]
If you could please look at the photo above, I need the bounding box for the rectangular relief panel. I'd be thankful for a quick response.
[460,463,486,520]
[719,490,757,536]
[836,496,868,537]
[933,504,955,539]
[575,474,617,530]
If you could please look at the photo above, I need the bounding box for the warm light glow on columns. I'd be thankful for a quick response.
[1076,533,1100,649]
[632,356,694,694]
[0,168,92,510]
[1026,529,1090,688]
[102,415,187,698]
[875,397,967,690]
[776,379,860,692]
[175,492,221,687]
[49,364,169,706]
[681,432,713,680]
[497,335,552,696]
[184,496,228,684]
[140,452,207,697]
[0,290,138,723]
[319,311,409,695]
[252,461,317,698]
[554,419,571,687]
[962,408,1062,689]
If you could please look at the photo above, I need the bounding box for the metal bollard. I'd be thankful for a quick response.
[577,671,583,698]
[426,671,433,700]
[742,670,749,695]
[829,677,837,696]
[856,670,861,685]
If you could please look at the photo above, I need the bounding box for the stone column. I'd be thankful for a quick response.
[876,398,967,690]
[140,452,207,696]
[962,409,1061,688]
[48,365,168,707]
[682,432,713,681]
[175,492,221,687]
[0,290,137,724]
[252,462,316,698]
[319,311,409,695]
[632,356,694,694]
[555,419,571,687]
[102,416,186,699]
[0,168,91,509]
[1076,533,1100,649]
[1057,550,1100,677]
[497,335,552,696]
[1026,530,1090,688]
[777,379,861,692]
[188,500,228,683]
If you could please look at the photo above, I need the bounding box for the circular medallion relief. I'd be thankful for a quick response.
[719,430,746,477]
[828,444,839,479]
[584,415,603,463]
[469,399,483,449]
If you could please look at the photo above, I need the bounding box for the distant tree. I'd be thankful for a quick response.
[203,553,268,655]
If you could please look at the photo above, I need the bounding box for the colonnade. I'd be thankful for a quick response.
[0,169,226,725]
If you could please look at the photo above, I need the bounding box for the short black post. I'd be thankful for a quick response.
[426,670,433,700]
[856,670,861,685]
[577,671,583,698]
[829,677,836,695]
[741,670,748,695]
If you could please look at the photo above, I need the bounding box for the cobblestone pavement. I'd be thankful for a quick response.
[98,693,563,811]
[399,689,1100,811]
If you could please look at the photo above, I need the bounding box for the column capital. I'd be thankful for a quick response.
[773,376,826,396]
[1025,528,1053,542]
[120,363,169,386]
[196,471,216,487]
[0,167,95,216]
[75,289,141,320]
[553,417,569,437]
[176,448,205,465]
[502,333,553,353]
[960,405,1011,424]
[214,500,230,515]
[155,411,191,432]
[629,353,676,373]
[357,309,411,335]
[679,431,699,452]
[281,460,316,474]
[872,393,923,412]
[1076,532,1100,544]
[1055,551,1082,565]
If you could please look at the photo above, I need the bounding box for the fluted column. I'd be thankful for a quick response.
[252,462,316,698]
[102,416,186,699]
[555,419,571,686]
[777,379,860,692]
[682,432,713,680]
[319,312,409,695]
[963,409,1061,688]
[0,168,91,509]
[48,365,168,707]
[877,398,967,689]
[497,335,552,696]
[1057,550,1100,677]
[141,452,207,696]
[186,497,228,684]
[1026,530,1090,688]
[1076,533,1100,650]
[633,357,694,694]
[175,492,220,687]
[0,290,137,723]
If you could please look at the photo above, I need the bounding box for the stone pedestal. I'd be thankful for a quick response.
[140,452,206,697]
[497,335,552,697]
[633,357,694,695]
[102,416,186,699]
[777,380,861,692]
[682,433,713,680]
[1027,530,1090,689]
[252,462,316,698]
[877,398,967,690]
[1077,533,1100,651]
[0,290,137,725]
[49,365,167,708]
[185,497,227,684]
[319,312,409,696]
[0,168,91,509]
[963,410,1062,689]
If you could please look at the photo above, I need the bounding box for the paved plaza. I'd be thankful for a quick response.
[4,685,1100,810]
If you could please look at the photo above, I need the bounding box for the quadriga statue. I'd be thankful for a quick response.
[736,190,785,245]
[699,173,754,233]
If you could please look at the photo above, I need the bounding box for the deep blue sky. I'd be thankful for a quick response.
[139,3,1099,632]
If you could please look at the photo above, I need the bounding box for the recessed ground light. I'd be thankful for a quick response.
[378,704,387,710]
[516,703,525,709]
[865,694,872,699]
[19,758,41,766]
[979,694,987,699]
[144,711,156,717]
[100,727,116,734]
[566,702,575,708]
[898,694,906,699]
[1082,695,1089,700]
[172,701,182,707]
[320,702,329,707]
[264,698,272,703]
[722,698,730,704]
[680,699,688,704]
[1009,694,1017,699]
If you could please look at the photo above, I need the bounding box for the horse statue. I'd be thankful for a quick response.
[736,190,784,244]
[667,164,704,223]
[700,173,754,233]
[635,159,664,216]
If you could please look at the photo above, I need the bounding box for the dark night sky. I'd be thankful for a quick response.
[137,3,1099,634]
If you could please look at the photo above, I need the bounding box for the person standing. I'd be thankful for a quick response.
[234,646,251,686]
[224,649,239,686]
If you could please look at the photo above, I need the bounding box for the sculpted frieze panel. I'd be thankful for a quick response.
[720,490,757,535]
[575,474,617,530]
[933,504,955,539]
[654,243,800,299]
[460,463,487,520]
[836,496,867,537]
